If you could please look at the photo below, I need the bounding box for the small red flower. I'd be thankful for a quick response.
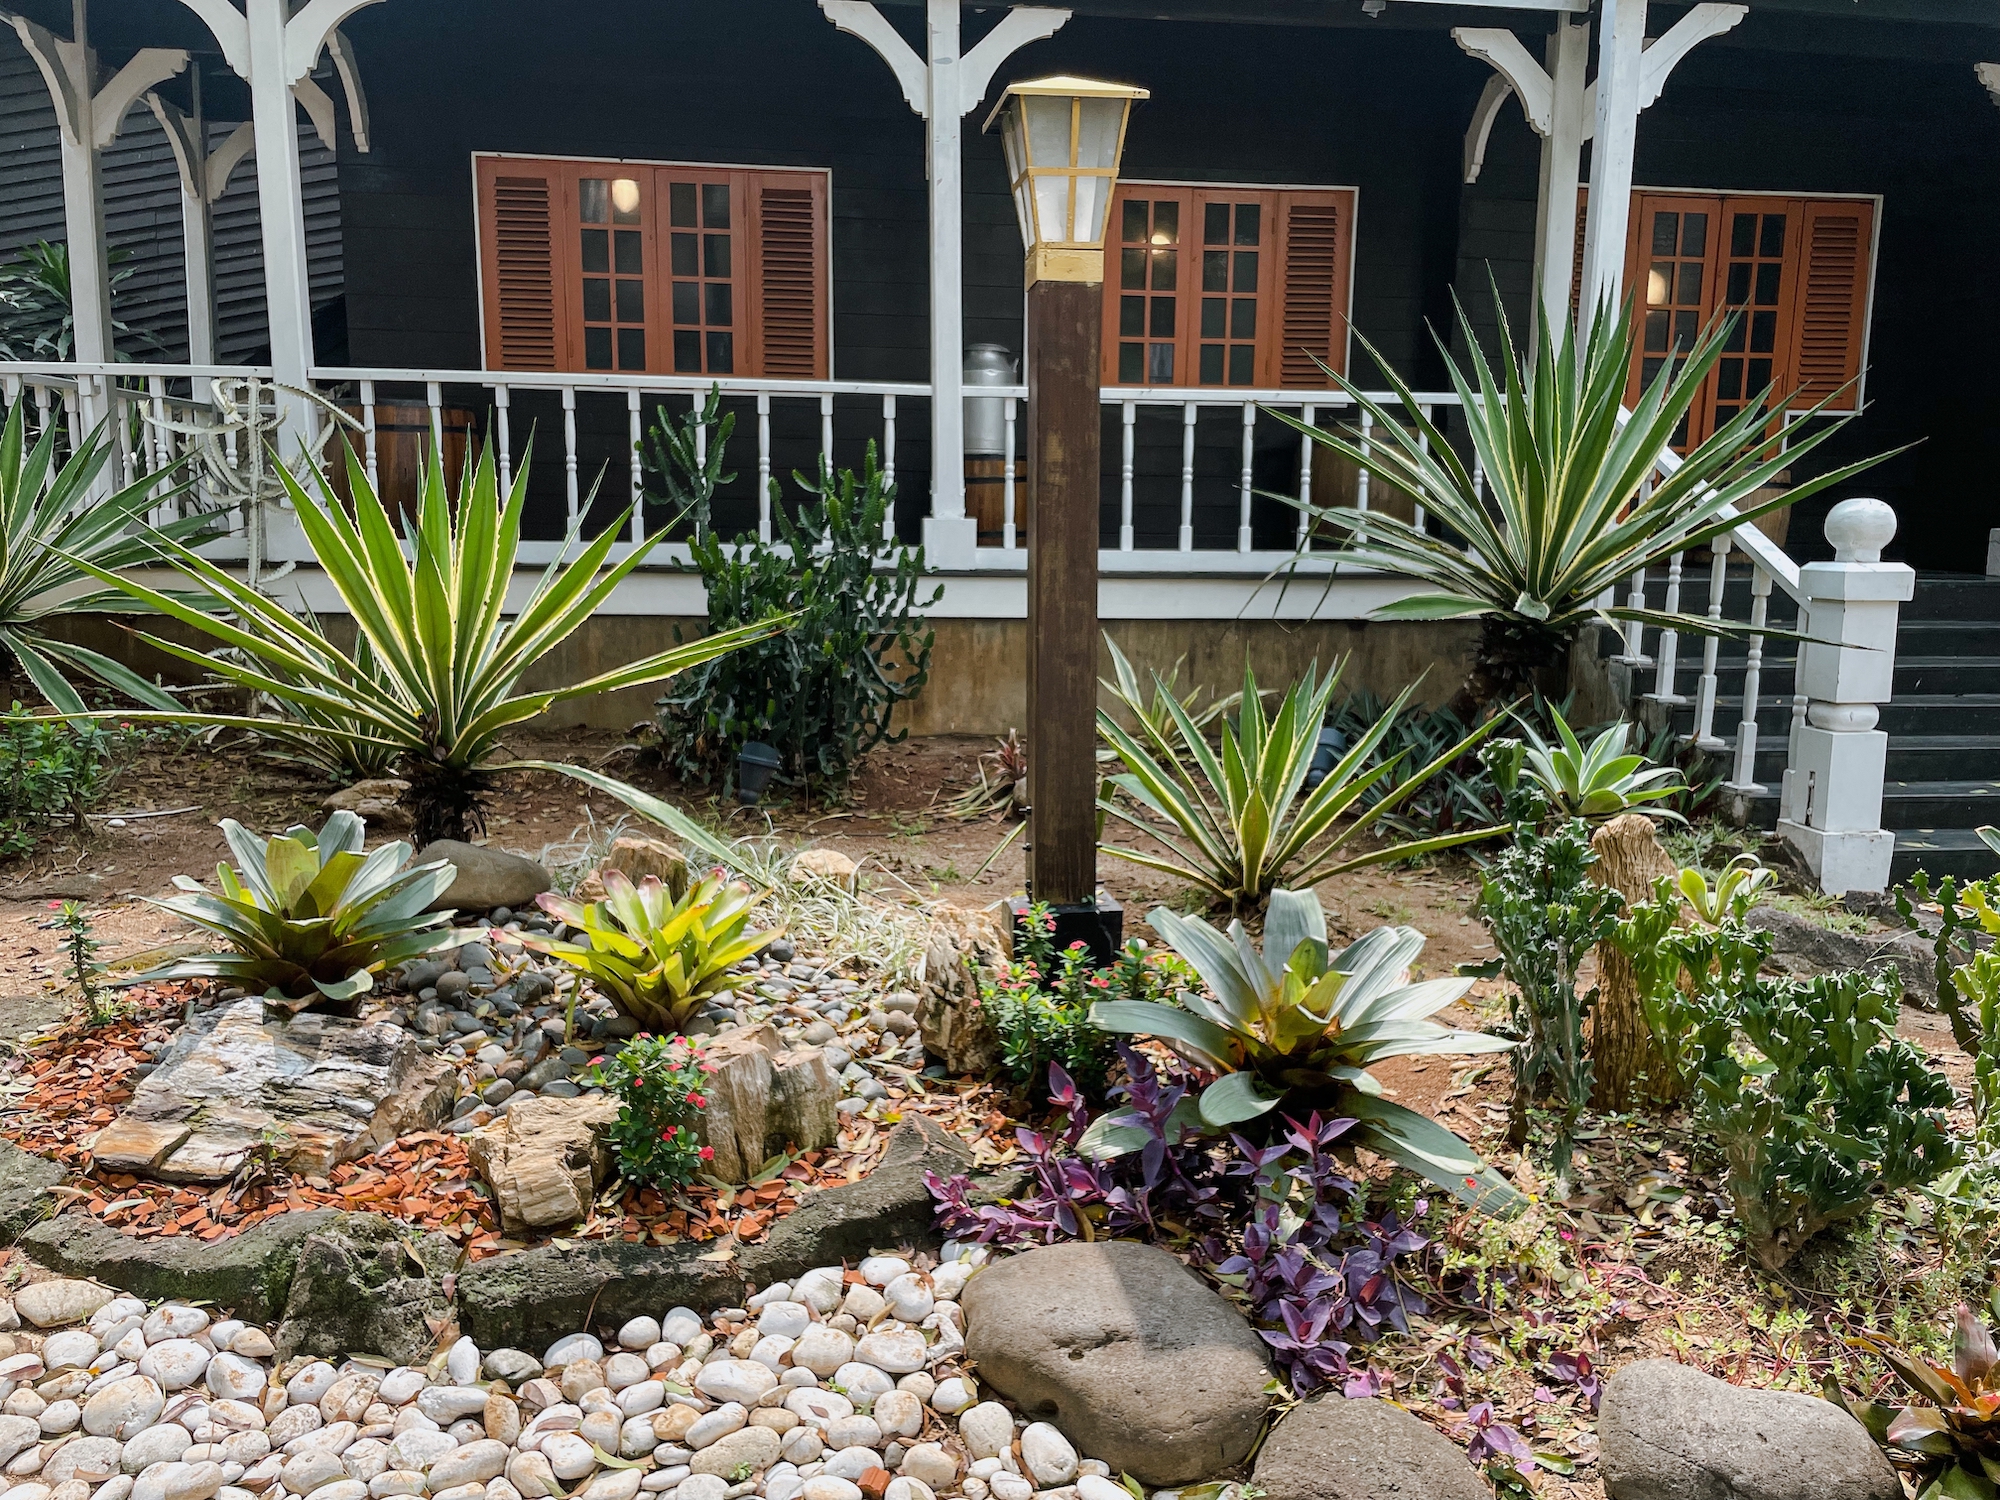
[699,1062,716,1074]
[661,1125,678,1140]
[589,1056,606,1067]
[698,1146,714,1161]
[687,1093,707,1108]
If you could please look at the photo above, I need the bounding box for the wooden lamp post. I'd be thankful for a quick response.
[986,75,1147,963]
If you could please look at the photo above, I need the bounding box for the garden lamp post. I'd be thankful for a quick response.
[986,75,1146,961]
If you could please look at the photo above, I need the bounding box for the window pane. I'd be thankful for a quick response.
[615,230,642,275]
[707,331,735,373]
[673,281,699,325]
[1747,357,1771,391]
[1646,263,1671,307]
[673,329,701,372]
[1234,203,1260,246]
[1199,344,1223,384]
[670,183,698,227]
[1723,316,1747,353]
[1149,297,1175,338]
[1673,310,1697,350]
[1754,262,1782,306]
[1726,262,1751,304]
[1232,251,1258,293]
[1119,342,1144,382]
[585,326,612,369]
[1641,355,1665,386]
[1202,250,1228,292]
[1680,213,1707,257]
[1201,297,1225,339]
[1644,310,1669,352]
[1227,344,1255,385]
[1717,360,1743,401]
[1676,263,1703,306]
[1230,297,1256,339]
[579,179,608,224]
[1204,202,1229,245]
[581,228,609,274]
[1759,214,1785,258]
[1712,404,1738,428]
[1750,310,1777,353]
[1650,212,1678,256]
[610,178,641,224]
[616,279,644,322]
[1120,295,1145,337]
[705,282,733,327]
[1152,201,1178,245]
[671,233,697,278]
[1147,342,1174,383]
[1121,247,1146,289]
[1149,249,1176,291]
[582,278,610,322]
[617,327,645,370]
[703,183,731,229]
[1122,199,1147,243]
[1730,213,1756,257]
[704,234,731,279]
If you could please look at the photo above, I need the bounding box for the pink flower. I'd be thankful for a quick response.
[660,1125,678,1140]
[687,1093,707,1108]
[698,1146,714,1161]
[589,1055,606,1067]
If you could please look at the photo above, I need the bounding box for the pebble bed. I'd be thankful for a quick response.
[0,1253,1173,1500]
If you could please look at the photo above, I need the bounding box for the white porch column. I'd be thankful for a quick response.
[148,71,256,366]
[2,1,188,371]
[1577,0,1644,335]
[1776,498,1914,896]
[821,0,1068,569]
[1532,17,1587,322]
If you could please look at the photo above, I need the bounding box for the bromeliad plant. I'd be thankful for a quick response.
[1834,1306,2000,1500]
[522,869,778,1034]
[1271,288,1892,718]
[1088,887,1522,1213]
[60,439,783,846]
[1096,659,1506,911]
[141,810,456,1011]
[0,401,208,714]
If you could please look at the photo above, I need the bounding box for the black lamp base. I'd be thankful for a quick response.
[1009,895,1124,971]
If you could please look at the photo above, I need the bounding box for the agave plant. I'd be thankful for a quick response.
[0,401,210,714]
[1272,289,1893,717]
[1099,632,1245,752]
[1832,1306,2000,1499]
[140,810,456,1010]
[60,438,784,846]
[1087,887,1521,1213]
[1515,708,1683,821]
[521,868,778,1033]
[1096,659,1505,910]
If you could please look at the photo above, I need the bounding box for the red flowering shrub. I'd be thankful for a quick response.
[584,1033,715,1187]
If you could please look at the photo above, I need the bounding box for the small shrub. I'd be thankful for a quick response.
[1900,833,2000,1141]
[523,868,777,1034]
[140,811,458,1008]
[585,1032,716,1189]
[0,707,128,856]
[654,442,940,797]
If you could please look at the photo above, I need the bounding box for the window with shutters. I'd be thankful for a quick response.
[1603,189,1876,452]
[1103,183,1355,389]
[474,154,830,380]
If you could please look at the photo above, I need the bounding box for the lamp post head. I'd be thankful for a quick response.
[985,75,1148,287]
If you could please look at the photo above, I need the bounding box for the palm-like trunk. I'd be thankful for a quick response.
[1588,814,1681,1109]
[1448,616,1575,723]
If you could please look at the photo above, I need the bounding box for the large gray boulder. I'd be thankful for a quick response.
[273,1214,458,1366]
[960,1240,1272,1485]
[1253,1395,1489,1500]
[416,841,551,913]
[1600,1360,1899,1500]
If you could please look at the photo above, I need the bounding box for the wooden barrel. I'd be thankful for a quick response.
[328,403,481,516]
[967,455,1015,547]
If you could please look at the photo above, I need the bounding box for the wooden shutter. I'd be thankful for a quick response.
[1791,198,1874,410]
[1273,190,1353,386]
[477,158,566,371]
[747,172,829,380]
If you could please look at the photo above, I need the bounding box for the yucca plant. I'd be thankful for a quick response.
[521,868,777,1033]
[1832,1307,2000,1499]
[1086,888,1520,1213]
[1096,658,1505,911]
[0,401,208,714]
[60,438,784,845]
[1272,289,1893,718]
[140,810,456,1010]
[1099,632,1245,751]
[1514,707,1683,822]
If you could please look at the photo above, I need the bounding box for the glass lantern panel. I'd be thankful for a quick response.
[1033,174,1071,244]
[1022,95,1073,170]
[1074,96,1125,169]
[1073,175,1111,245]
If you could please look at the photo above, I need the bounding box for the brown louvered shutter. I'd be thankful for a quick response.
[1790,198,1874,410]
[477,159,564,371]
[749,173,828,379]
[1273,190,1353,386]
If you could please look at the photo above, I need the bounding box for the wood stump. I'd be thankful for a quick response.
[1588,814,1680,1110]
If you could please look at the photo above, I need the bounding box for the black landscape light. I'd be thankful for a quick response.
[736,741,782,806]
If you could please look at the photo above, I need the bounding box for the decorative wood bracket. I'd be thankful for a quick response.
[1,12,188,149]
[175,0,248,76]
[819,0,1069,120]
[149,94,257,205]
[92,48,191,148]
[1455,3,1745,183]
[1979,62,2000,109]
[282,0,387,84]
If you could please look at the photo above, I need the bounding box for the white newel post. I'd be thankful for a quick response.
[1776,498,1913,896]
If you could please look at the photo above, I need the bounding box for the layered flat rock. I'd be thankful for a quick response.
[91,999,452,1182]
[467,1094,620,1233]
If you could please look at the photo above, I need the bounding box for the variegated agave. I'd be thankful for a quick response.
[1087,886,1521,1213]
[1832,1307,2000,1499]
[140,810,456,1010]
